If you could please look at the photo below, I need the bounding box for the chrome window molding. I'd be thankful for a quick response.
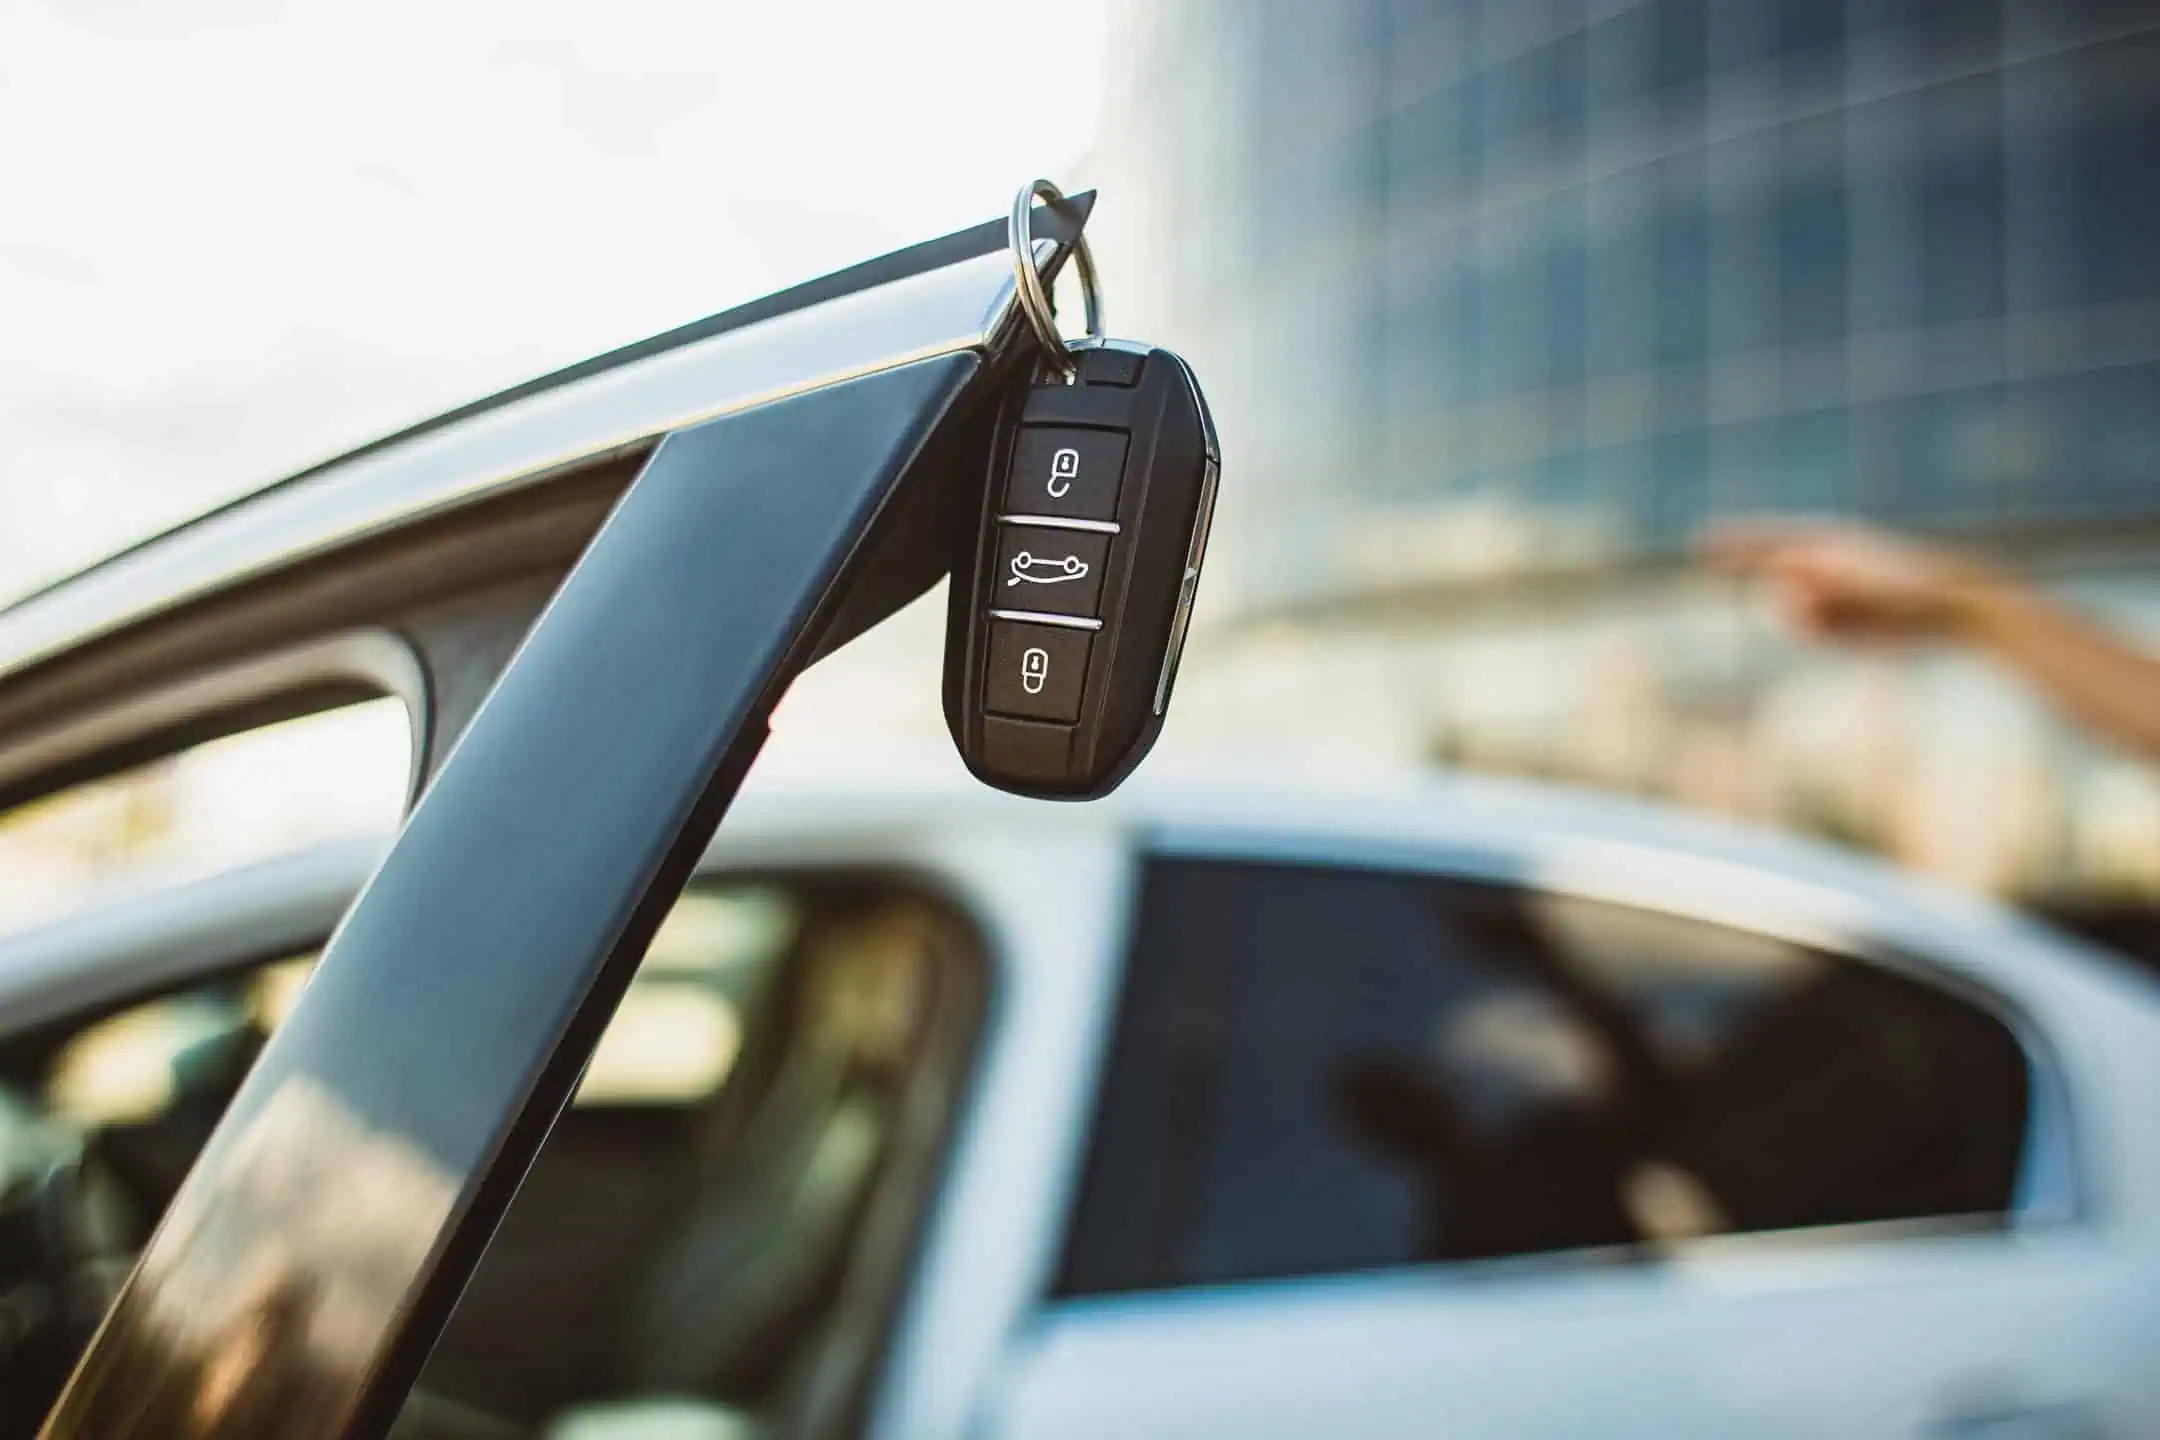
[0,628,427,806]
[1144,822,2084,1231]
[0,239,1057,689]
[1034,1212,2022,1325]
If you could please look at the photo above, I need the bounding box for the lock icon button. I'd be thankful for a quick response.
[983,622,1089,723]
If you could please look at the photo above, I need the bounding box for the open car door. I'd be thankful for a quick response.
[25,194,1098,1439]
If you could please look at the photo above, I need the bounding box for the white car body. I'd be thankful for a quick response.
[710,773,2160,1437]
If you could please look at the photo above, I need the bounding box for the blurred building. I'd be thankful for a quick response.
[1091,0,2160,909]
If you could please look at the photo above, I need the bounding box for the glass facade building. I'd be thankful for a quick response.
[1091,1,2160,908]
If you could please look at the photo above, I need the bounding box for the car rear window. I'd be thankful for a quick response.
[1058,857,2030,1296]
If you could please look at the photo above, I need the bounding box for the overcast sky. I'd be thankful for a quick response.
[0,0,1107,600]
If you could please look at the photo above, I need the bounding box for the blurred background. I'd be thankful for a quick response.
[3,0,2158,935]
[1084,0,2160,944]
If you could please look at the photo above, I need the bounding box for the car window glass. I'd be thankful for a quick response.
[0,873,984,1440]
[573,886,796,1106]
[0,955,318,1242]
[1057,858,2030,1297]
[31,887,799,1131]
[422,879,983,1437]
[46,956,314,1131]
[0,697,410,937]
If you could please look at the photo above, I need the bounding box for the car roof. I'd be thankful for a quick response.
[722,762,2096,967]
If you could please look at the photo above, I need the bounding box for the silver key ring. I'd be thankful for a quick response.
[1009,178,1103,380]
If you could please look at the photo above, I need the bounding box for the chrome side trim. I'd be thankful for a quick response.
[0,244,1047,687]
[1153,349,1220,716]
[0,629,426,804]
[1154,454,1218,716]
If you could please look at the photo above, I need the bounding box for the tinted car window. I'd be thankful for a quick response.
[1058,859,2029,1297]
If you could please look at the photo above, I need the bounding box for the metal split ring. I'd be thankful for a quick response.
[1008,178,1103,380]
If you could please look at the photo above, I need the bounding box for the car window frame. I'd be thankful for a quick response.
[0,630,425,820]
[1054,824,2083,1301]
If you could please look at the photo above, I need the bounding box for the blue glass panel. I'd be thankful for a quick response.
[1920,78,2007,325]
[2020,363,2160,518]
[2024,50,2160,309]
[1776,0,1847,93]
[1650,429,1711,548]
[1546,195,1589,388]
[1656,156,1710,367]
[1586,1,1655,114]
[1780,120,1850,347]
[1655,0,1709,121]
[1780,409,1854,514]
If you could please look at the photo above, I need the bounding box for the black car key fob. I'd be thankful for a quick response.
[944,339,1220,799]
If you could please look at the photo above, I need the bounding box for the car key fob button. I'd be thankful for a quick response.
[984,621,1091,723]
[993,525,1112,618]
[1004,427,1128,522]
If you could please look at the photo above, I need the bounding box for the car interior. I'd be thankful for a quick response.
[1384,883,2032,1255]
[1317,880,2032,1266]
[0,873,987,1440]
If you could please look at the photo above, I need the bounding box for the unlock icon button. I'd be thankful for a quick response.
[1047,448,1080,496]
[1005,427,1129,522]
